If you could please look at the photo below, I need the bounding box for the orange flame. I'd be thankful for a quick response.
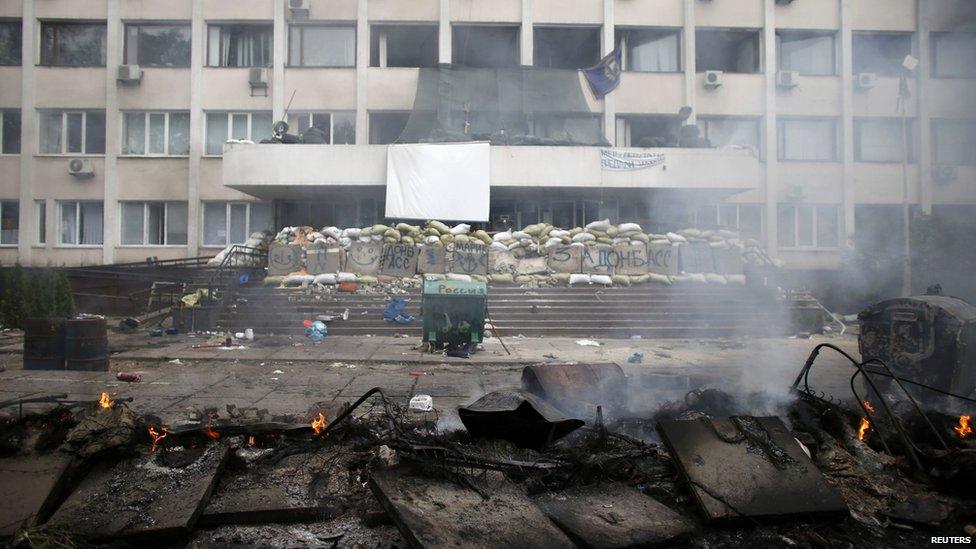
[864,401,876,414]
[857,417,871,442]
[98,392,113,409]
[247,435,256,447]
[204,417,220,440]
[311,413,327,435]
[955,415,972,438]
[148,425,168,452]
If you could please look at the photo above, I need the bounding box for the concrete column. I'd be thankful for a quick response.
[187,0,204,257]
[917,0,932,214]
[17,0,34,263]
[839,0,855,245]
[602,0,615,145]
[439,0,451,65]
[273,0,286,121]
[521,0,533,66]
[682,0,696,124]
[762,0,779,255]
[355,0,368,145]
[102,0,120,264]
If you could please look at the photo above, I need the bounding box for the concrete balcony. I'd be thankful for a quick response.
[222,143,761,199]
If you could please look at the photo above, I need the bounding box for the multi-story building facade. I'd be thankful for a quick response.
[0,0,974,274]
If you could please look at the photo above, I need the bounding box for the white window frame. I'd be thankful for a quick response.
[38,110,104,156]
[0,200,17,246]
[778,204,840,250]
[124,22,192,68]
[206,23,274,68]
[698,116,763,159]
[201,201,271,247]
[57,200,103,247]
[119,201,187,247]
[286,111,356,144]
[695,203,764,236]
[204,111,271,156]
[35,200,46,246]
[777,117,839,162]
[288,24,356,68]
[120,111,190,157]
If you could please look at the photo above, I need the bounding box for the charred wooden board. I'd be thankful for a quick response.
[532,483,694,549]
[45,442,230,541]
[370,468,574,549]
[658,416,848,522]
[0,453,76,540]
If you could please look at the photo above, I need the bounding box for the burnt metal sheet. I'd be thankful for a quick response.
[46,442,230,541]
[657,416,847,522]
[533,483,694,548]
[521,362,627,416]
[458,389,584,449]
[0,453,76,540]
[370,468,575,549]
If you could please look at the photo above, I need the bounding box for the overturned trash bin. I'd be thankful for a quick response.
[458,390,584,449]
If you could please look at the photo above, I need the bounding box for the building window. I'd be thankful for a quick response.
[932,119,976,166]
[534,26,601,70]
[696,203,763,238]
[122,111,190,156]
[289,25,355,67]
[777,31,835,76]
[696,29,761,73]
[932,32,976,78]
[124,23,191,68]
[120,202,187,246]
[369,112,409,145]
[777,204,838,248]
[0,200,17,245]
[698,116,761,154]
[777,118,837,161]
[286,112,355,144]
[39,110,106,155]
[202,202,273,247]
[854,118,916,163]
[617,28,680,73]
[207,24,272,67]
[40,21,106,66]
[35,201,45,245]
[1,110,20,154]
[0,20,22,66]
[853,32,913,77]
[205,112,273,155]
[369,24,438,68]
[453,25,519,69]
[59,201,103,246]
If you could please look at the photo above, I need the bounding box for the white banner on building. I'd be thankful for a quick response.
[385,142,490,222]
[600,148,666,171]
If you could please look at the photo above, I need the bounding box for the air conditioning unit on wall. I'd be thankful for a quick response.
[855,73,877,90]
[117,64,143,84]
[68,158,94,178]
[776,70,800,88]
[249,68,269,89]
[704,70,724,88]
[289,0,310,17]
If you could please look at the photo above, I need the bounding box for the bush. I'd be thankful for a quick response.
[0,265,75,329]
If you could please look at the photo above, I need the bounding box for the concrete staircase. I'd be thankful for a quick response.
[217,284,784,339]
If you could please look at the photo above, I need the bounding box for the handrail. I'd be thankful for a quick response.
[205,245,268,306]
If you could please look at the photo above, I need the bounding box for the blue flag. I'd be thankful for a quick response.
[582,46,622,98]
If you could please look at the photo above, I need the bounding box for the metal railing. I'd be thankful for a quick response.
[205,245,268,306]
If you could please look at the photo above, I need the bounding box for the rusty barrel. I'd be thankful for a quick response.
[64,317,109,371]
[23,318,66,370]
[521,362,627,413]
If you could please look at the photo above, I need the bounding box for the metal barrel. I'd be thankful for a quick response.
[64,317,109,371]
[23,318,66,370]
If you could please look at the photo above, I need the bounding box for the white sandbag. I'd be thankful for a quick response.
[630,240,644,246]
[549,230,570,239]
[511,231,530,240]
[591,274,612,286]
[283,274,314,287]
[585,219,611,231]
[342,227,362,238]
[679,228,702,238]
[490,241,509,251]
[666,232,687,243]
[709,241,727,248]
[569,273,591,285]
[617,222,642,233]
[648,273,671,285]
[650,239,671,245]
[308,232,324,242]
[446,273,472,281]
[450,223,471,235]
[544,237,563,248]
[687,273,707,283]
[322,227,341,239]
[493,230,512,242]
[727,274,746,285]
[570,242,585,248]
[371,234,383,241]
[313,273,338,285]
[717,229,738,239]
[339,237,351,247]
[572,232,596,243]
[337,272,357,282]
[425,235,441,245]
[705,273,728,285]
[519,238,533,247]
[507,241,521,250]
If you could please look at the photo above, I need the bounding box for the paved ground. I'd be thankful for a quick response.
[0,331,862,426]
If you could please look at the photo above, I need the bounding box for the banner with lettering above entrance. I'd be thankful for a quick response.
[600,149,665,171]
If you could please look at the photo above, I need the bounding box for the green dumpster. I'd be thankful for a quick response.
[421,279,488,347]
